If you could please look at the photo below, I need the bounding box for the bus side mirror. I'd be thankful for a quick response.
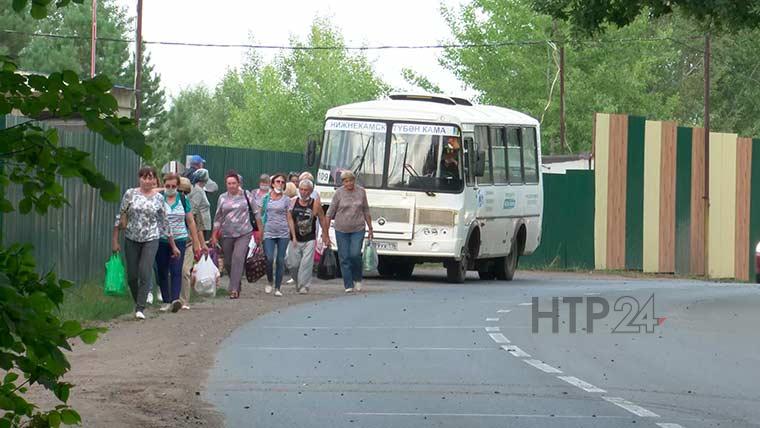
[474,150,486,177]
[305,139,317,167]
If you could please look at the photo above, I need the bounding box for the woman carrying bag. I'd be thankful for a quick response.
[324,170,373,293]
[154,173,204,313]
[112,166,176,320]
[210,171,263,299]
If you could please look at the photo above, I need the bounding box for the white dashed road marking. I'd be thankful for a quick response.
[584,292,600,296]
[488,333,510,343]
[518,302,533,306]
[501,345,531,357]
[486,317,499,321]
[244,347,493,351]
[656,424,684,428]
[523,359,562,373]
[485,326,500,332]
[345,412,635,420]
[602,396,660,417]
[557,376,607,393]
[497,309,512,313]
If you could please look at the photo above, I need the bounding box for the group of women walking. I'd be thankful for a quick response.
[113,163,373,320]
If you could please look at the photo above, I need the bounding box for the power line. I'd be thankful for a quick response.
[0,29,703,51]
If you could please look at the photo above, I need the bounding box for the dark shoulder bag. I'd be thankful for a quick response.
[242,191,258,232]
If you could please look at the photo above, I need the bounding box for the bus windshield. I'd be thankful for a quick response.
[387,124,463,192]
[318,119,387,187]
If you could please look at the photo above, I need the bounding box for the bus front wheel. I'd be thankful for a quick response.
[495,248,519,281]
[446,250,468,283]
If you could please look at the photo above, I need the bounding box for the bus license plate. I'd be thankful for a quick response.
[374,241,397,251]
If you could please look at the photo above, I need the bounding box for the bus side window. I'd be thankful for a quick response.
[506,127,524,183]
[522,127,539,183]
[474,125,492,185]
[463,136,475,186]
[490,127,508,184]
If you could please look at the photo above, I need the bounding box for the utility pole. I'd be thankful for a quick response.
[90,0,97,77]
[703,32,711,276]
[559,40,566,154]
[134,0,143,126]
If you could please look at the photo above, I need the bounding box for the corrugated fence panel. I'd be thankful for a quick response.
[690,128,706,276]
[734,137,752,281]
[521,170,594,270]
[748,139,760,282]
[2,115,141,283]
[674,126,693,275]
[625,115,646,270]
[594,113,610,269]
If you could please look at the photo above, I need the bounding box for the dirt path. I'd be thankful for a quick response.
[30,279,351,427]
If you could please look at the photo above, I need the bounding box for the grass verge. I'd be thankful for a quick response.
[57,281,134,323]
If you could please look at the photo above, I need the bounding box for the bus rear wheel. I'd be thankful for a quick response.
[446,250,468,283]
[495,248,519,281]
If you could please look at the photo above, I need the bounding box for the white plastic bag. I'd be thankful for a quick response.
[246,235,257,259]
[193,255,220,297]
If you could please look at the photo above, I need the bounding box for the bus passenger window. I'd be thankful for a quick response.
[475,125,492,184]
[490,127,508,184]
[506,127,523,183]
[522,127,539,183]
[463,137,475,185]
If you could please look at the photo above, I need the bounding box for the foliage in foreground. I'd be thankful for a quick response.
[1,2,149,426]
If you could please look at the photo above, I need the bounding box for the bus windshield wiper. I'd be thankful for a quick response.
[353,134,374,179]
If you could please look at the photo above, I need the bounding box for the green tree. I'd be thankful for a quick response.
[531,0,760,35]
[229,18,389,151]
[438,0,718,153]
[123,50,168,151]
[0,1,39,59]
[1,1,150,426]
[401,68,443,94]
[17,0,132,84]
[151,85,215,166]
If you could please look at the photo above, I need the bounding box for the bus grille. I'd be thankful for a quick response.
[370,207,411,223]
[416,209,456,227]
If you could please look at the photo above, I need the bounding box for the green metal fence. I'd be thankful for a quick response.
[2,115,142,283]
[184,144,307,214]
[521,170,595,270]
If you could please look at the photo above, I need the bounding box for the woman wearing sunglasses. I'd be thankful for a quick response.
[259,173,292,296]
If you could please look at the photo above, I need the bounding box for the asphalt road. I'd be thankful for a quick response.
[205,270,760,428]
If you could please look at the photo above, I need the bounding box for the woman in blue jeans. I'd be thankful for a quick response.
[260,173,292,296]
[324,170,373,293]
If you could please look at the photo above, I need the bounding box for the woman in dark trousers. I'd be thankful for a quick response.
[155,173,202,313]
[112,166,177,319]
[324,170,373,293]
[209,171,263,299]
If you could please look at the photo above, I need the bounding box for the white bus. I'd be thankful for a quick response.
[306,94,543,283]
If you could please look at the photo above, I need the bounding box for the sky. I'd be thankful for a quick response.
[115,0,473,102]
